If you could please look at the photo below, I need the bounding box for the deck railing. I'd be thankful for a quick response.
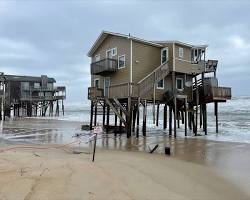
[91,58,118,75]
[204,86,231,100]
[109,82,139,98]
[88,87,103,99]
[20,95,65,101]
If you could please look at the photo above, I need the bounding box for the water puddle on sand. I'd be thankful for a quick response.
[1,117,250,196]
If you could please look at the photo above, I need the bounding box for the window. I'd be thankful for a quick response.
[118,55,125,69]
[176,78,184,90]
[112,48,117,56]
[157,79,164,89]
[161,47,168,64]
[95,54,100,62]
[47,83,53,89]
[106,47,117,58]
[34,82,40,89]
[179,47,184,58]
[94,78,100,88]
[21,82,29,90]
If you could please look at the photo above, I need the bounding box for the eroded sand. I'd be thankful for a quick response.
[0,146,249,200]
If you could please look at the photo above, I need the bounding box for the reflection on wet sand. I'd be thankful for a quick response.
[1,117,250,196]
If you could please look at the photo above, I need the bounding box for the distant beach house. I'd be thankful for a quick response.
[87,31,231,138]
[0,73,66,119]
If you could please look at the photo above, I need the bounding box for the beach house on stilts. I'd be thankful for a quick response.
[87,31,231,138]
[0,73,66,120]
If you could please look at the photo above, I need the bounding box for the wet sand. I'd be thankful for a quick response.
[0,146,249,200]
[1,118,250,199]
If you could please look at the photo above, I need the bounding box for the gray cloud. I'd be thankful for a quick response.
[0,0,249,103]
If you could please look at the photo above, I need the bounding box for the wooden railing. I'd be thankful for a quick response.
[91,58,118,75]
[20,95,65,101]
[137,61,169,97]
[204,86,231,100]
[191,60,217,73]
[88,87,103,99]
[109,82,138,98]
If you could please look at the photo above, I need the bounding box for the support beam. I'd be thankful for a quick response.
[142,100,147,136]
[169,107,172,136]
[156,103,159,126]
[126,97,132,138]
[105,98,126,124]
[94,102,97,126]
[90,101,93,130]
[106,105,110,133]
[163,104,167,129]
[195,76,198,136]
[215,102,218,133]
[184,98,187,136]
[136,98,140,138]
[102,101,106,126]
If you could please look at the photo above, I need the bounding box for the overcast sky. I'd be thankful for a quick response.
[0,0,249,103]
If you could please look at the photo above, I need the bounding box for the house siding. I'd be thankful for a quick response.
[132,41,161,83]
[91,35,130,86]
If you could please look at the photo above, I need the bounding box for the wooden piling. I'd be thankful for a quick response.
[132,104,137,133]
[90,101,93,130]
[215,102,218,133]
[106,105,110,133]
[136,98,140,138]
[119,108,122,133]
[102,101,106,126]
[163,104,167,129]
[142,100,147,137]
[94,102,97,127]
[169,107,172,136]
[195,76,198,136]
[126,97,132,138]
[184,98,187,136]
[156,103,159,127]
[174,97,177,137]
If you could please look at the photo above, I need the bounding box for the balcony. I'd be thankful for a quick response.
[91,58,118,75]
[204,86,231,102]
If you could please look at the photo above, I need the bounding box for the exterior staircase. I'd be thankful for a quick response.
[137,61,170,97]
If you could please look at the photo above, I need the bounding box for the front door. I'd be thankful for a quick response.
[104,77,110,97]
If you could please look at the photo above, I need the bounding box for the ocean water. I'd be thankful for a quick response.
[1,97,249,144]
[57,96,250,144]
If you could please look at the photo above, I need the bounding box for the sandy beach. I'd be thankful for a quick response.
[1,118,250,199]
[0,145,249,200]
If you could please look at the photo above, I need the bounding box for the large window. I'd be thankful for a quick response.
[118,55,125,69]
[161,47,168,64]
[94,78,100,88]
[176,78,184,90]
[179,47,184,58]
[157,79,164,89]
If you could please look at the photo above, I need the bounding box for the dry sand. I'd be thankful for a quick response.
[0,145,249,200]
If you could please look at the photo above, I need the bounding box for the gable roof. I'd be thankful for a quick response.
[87,31,163,57]
[87,31,209,57]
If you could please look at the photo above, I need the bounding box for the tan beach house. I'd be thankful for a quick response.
[87,31,231,138]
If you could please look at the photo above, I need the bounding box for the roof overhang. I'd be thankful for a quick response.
[151,40,208,49]
[87,31,163,57]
